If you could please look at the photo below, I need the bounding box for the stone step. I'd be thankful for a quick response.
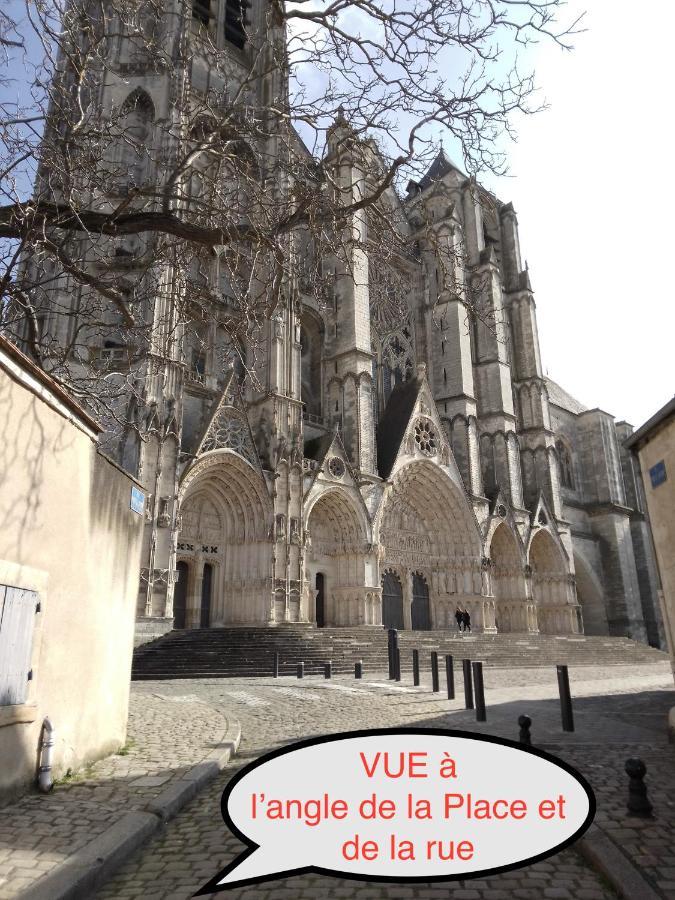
[131,626,667,680]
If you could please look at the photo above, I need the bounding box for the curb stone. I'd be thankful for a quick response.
[577,823,663,900]
[20,717,241,900]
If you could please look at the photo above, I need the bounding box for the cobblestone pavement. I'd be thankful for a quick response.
[92,661,674,900]
[0,691,233,899]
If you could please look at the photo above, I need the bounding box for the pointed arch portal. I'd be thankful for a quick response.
[489,523,532,633]
[379,460,483,630]
[177,450,273,626]
[529,529,577,634]
[306,488,377,626]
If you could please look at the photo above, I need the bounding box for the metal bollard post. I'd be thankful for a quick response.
[625,758,653,818]
[462,659,474,709]
[518,714,532,745]
[273,651,279,679]
[412,649,420,686]
[324,661,332,679]
[387,628,398,680]
[431,651,440,692]
[556,665,574,732]
[355,659,363,679]
[445,654,455,700]
[395,647,401,682]
[472,661,486,722]
[297,662,304,679]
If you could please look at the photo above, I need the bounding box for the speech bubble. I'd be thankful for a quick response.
[196,727,595,894]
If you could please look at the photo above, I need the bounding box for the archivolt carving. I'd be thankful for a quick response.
[201,408,257,466]
[307,489,366,555]
[379,460,481,569]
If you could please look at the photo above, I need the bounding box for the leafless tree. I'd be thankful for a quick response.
[0,0,582,441]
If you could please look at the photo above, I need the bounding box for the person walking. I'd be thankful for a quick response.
[462,609,472,633]
[455,607,463,631]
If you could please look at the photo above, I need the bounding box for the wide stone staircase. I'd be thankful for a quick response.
[131,625,668,680]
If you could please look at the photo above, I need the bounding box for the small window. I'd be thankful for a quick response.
[275,514,286,540]
[100,341,127,364]
[0,586,39,707]
[194,348,206,375]
[556,439,575,490]
[224,0,250,49]
[192,0,211,26]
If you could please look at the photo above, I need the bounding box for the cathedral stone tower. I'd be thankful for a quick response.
[23,0,663,646]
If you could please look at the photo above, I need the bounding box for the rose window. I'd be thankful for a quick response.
[328,456,345,478]
[414,419,437,456]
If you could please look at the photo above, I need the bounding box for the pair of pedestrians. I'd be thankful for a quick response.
[455,607,471,632]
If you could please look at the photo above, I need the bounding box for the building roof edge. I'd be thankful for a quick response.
[0,334,102,435]
[624,396,675,450]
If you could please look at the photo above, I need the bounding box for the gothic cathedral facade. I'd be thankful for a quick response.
[26,0,663,646]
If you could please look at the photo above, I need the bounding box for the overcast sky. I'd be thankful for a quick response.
[485,0,674,428]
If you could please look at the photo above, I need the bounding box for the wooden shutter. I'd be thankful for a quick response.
[0,586,39,706]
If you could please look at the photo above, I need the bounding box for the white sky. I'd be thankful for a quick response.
[486,0,674,428]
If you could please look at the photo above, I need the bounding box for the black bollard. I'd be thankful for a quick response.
[625,758,653,818]
[472,661,486,722]
[387,629,393,679]
[297,662,304,679]
[445,654,455,700]
[431,651,440,692]
[355,659,363,679]
[324,661,332,679]
[556,665,574,732]
[518,714,532,745]
[462,659,474,709]
[273,651,279,679]
[395,647,402,682]
[412,649,420,686]
[387,628,398,680]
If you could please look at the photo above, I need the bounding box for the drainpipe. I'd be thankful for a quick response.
[144,432,163,617]
[37,717,55,793]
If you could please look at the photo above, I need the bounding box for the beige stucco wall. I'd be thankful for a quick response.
[0,343,144,801]
[634,420,675,682]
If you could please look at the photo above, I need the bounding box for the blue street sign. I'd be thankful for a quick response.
[649,460,667,489]
[130,485,145,515]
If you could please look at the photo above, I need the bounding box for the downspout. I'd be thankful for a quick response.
[144,431,163,616]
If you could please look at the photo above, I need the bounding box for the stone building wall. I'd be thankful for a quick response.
[625,398,675,735]
[0,336,144,801]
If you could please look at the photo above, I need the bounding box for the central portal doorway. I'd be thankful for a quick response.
[382,570,404,629]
